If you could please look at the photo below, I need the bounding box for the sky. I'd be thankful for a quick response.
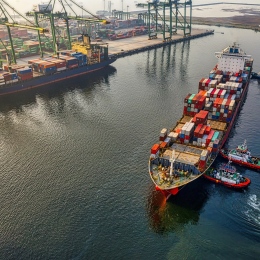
[5,0,260,18]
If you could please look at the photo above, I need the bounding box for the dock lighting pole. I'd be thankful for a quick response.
[127,5,129,27]
[121,0,123,11]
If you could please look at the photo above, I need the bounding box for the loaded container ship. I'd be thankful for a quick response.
[148,43,253,199]
[0,34,116,96]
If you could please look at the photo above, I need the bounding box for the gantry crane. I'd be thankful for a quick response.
[136,0,192,41]
[0,0,48,63]
[26,0,110,55]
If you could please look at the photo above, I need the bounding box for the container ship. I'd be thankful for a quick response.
[0,34,116,96]
[148,43,253,199]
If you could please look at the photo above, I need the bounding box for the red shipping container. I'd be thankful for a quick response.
[183,106,187,113]
[217,89,223,98]
[159,136,166,142]
[227,111,233,117]
[198,96,206,108]
[185,135,190,140]
[206,79,211,86]
[194,124,203,137]
[206,130,215,143]
[210,88,216,97]
[198,110,208,119]
[199,125,207,138]
[18,73,33,81]
[199,160,206,170]
[199,78,205,89]
[151,144,160,154]
[205,126,211,135]
[225,99,231,109]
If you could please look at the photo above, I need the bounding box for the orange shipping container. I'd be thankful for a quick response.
[160,142,168,149]
[151,144,160,154]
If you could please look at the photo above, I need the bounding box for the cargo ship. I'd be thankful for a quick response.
[0,34,116,96]
[148,43,253,199]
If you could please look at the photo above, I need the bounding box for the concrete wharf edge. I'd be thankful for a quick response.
[105,29,214,59]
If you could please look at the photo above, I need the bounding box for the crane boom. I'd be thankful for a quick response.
[4,22,48,33]
[67,16,110,24]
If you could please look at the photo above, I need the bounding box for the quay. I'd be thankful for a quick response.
[102,29,214,58]
[16,29,214,65]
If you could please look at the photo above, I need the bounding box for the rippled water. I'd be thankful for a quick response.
[0,26,259,259]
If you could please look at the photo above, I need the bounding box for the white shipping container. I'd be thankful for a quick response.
[160,128,167,137]
[200,149,208,159]
[220,89,226,98]
[221,99,227,108]
[207,88,214,97]
[213,88,220,98]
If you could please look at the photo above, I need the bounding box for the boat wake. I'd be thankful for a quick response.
[244,194,260,226]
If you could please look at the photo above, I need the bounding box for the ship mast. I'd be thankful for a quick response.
[169,149,175,176]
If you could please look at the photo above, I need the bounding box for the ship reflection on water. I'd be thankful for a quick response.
[146,178,209,234]
[0,66,117,112]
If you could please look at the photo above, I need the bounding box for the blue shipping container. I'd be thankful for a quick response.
[17,68,32,74]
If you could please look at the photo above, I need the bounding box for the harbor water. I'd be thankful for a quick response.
[0,26,259,259]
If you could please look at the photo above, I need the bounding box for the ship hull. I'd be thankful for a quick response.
[203,174,251,189]
[149,77,250,198]
[148,43,253,199]
[219,150,260,171]
[0,58,116,96]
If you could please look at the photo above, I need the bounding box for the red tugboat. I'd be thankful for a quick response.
[203,160,251,189]
[220,140,260,171]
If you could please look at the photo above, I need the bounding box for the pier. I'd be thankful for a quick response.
[103,29,214,58]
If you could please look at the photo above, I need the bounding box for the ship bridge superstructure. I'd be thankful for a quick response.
[215,42,252,73]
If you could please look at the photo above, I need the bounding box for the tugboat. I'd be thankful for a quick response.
[204,160,251,189]
[251,72,260,80]
[220,140,260,171]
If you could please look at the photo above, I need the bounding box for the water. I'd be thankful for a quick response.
[0,26,260,259]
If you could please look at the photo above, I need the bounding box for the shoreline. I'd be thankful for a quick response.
[191,15,260,31]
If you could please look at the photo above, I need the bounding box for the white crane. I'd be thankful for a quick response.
[169,149,175,177]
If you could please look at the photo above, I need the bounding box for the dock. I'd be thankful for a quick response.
[99,28,214,58]
[16,29,214,65]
